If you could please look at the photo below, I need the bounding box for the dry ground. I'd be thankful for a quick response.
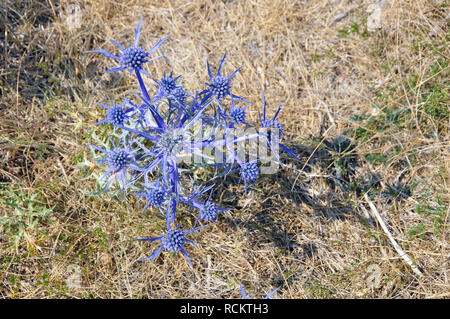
[0,0,448,298]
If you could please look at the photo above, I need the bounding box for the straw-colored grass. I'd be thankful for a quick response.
[0,0,448,298]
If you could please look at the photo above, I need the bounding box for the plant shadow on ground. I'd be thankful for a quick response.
[213,133,412,288]
[0,0,57,102]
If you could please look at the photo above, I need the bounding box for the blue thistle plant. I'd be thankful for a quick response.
[88,18,299,268]
[178,182,228,224]
[170,86,188,106]
[241,161,259,182]
[146,188,166,207]
[229,106,247,124]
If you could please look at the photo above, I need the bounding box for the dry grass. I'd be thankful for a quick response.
[0,0,448,298]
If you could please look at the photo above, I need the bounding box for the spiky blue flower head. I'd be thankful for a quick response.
[170,86,187,106]
[235,160,259,194]
[135,187,167,210]
[241,161,259,181]
[119,46,148,70]
[88,139,134,175]
[258,88,284,135]
[261,118,284,133]
[137,225,206,266]
[199,201,218,222]
[178,183,228,224]
[160,72,178,93]
[161,228,186,252]
[257,88,299,161]
[229,106,246,123]
[87,137,138,191]
[147,188,166,206]
[201,52,251,113]
[95,100,134,128]
[209,75,231,100]
[107,106,128,127]
[228,100,252,126]
[154,71,180,101]
[107,147,131,171]
[132,179,172,212]
[88,18,169,76]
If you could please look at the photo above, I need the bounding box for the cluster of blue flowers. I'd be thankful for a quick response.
[88,18,297,267]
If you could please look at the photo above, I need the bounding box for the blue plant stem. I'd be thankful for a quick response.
[135,68,166,128]
[168,161,179,227]
[190,132,261,149]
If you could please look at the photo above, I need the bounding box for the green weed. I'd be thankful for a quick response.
[0,185,53,249]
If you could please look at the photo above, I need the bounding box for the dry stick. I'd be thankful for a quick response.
[363,193,423,278]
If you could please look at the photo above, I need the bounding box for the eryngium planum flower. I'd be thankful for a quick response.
[137,225,206,266]
[200,52,252,113]
[95,99,135,128]
[88,17,169,76]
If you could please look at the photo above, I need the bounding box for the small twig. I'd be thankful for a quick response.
[364,194,423,277]
[328,4,364,24]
